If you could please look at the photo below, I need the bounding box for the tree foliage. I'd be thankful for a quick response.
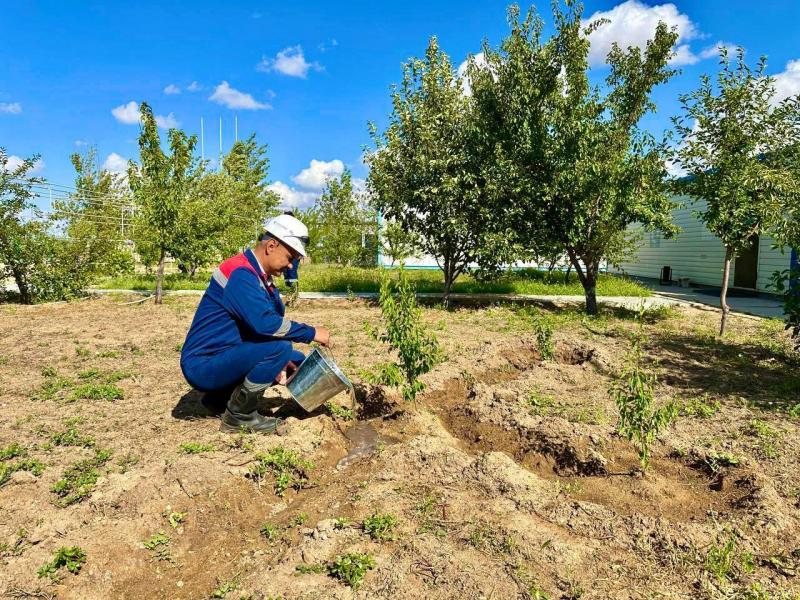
[128,102,198,303]
[304,169,377,266]
[672,48,800,335]
[469,3,679,314]
[367,37,508,304]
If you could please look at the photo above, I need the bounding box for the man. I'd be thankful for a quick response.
[180,214,330,433]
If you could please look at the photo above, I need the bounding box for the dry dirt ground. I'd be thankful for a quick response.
[1,295,799,600]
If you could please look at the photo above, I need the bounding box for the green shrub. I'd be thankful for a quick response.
[611,310,677,468]
[705,533,754,584]
[369,267,441,403]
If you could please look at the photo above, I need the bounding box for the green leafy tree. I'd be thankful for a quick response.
[469,3,678,314]
[128,102,198,303]
[312,169,377,266]
[672,48,800,335]
[0,149,45,303]
[220,134,279,254]
[367,37,509,305]
[53,148,134,278]
[380,218,419,266]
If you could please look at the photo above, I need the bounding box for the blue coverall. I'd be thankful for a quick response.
[180,249,316,393]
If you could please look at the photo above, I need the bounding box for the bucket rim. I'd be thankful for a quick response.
[309,347,353,388]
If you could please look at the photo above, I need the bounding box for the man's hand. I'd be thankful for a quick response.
[313,326,331,347]
[275,360,299,386]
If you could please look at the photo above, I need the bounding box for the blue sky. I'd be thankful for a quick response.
[2,0,799,210]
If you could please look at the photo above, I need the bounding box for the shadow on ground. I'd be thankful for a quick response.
[653,330,800,411]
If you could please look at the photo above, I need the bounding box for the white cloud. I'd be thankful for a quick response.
[155,113,179,128]
[774,59,800,103]
[268,181,319,209]
[291,159,344,190]
[187,81,202,92]
[111,101,140,124]
[74,140,89,147]
[585,0,702,67]
[456,52,490,96]
[257,46,322,78]
[698,41,737,61]
[4,155,45,174]
[111,101,180,128]
[0,102,22,114]
[209,81,271,110]
[102,152,128,174]
[164,84,181,95]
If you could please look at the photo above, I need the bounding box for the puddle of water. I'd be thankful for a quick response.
[336,421,396,469]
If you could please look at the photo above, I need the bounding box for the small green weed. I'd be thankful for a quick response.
[167,511,187,529]
[679,395,721,418]
[0,455,44,488]
[68,383,124,402]
[37,369,74,401]
[178,442,214,454]
[328,552,376,589]
[0,355,8,366]
[526,392,558,416]
[325,401,354,421]
[52,449,111,506]
[291,513,309,526]
[37,546,86,580]
[96,350,120,358]
[210,574,239,598]
[248,446,313,496]
[467,521,515,555]
[744,419,782,459]
[333,517,350,530]
[50,427,96,448]
[363,512,398,541]
[530,308,555,360]
[295,563,325,575]
[705,533,754,584]
[0,443,26,461]
[259,522,280,541]
[143,531,172,562]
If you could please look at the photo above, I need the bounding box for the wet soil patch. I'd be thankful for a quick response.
[426,343,748,521]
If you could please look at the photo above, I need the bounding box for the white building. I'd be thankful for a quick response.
[615,196,797,293]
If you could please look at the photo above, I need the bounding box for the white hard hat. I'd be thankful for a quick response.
[263,214,309,257]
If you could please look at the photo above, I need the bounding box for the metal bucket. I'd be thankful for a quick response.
[287,348,353,412]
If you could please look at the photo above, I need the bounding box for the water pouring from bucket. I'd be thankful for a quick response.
[287,347,354,413]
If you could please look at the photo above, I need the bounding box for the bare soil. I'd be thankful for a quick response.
[0,295,798,599]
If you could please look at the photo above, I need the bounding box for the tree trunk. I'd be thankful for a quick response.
[155,247,166,305]
[11,267,32,304]
[564,264,573,284]
[566,251,598,316]
[584,269,598,316]
[719,247,733,336]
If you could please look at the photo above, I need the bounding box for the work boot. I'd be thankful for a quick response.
[200,386,235,415]
[220,381,282,434]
